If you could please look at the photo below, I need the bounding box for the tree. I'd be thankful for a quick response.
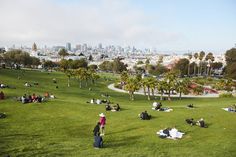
[112,58,127,73]
[193,53,199,76]
[125,78,140,100]
[88,54,93,61]
[99,61,113,72]
[75,68,87,88]
[147,64,168,76]
[188,54,192,76]
[88,64,98,70]
[120,71,129,84]
[225,48,236,79]
[137,60,144,64]
[32,42,37,51]
[157,80,166,101]
[65,69,74,87]
[173,58,189,77]
[175,78,190,100]
[164,71,177,100]
[43,60,56,71]
[58,48,69,59]
[89,69,100,84]
[198,51,205,75]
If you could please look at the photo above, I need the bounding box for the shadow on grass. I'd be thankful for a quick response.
[104,135,141,148]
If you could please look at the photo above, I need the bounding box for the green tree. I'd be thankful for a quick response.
[174,58,189,77]
[193,52,199,76]
[125,78,140,100]
[58,48,69,59]
[120,71,129,83]
[175,78,190,100]
[225,48,236,79]
[65,69,74,87]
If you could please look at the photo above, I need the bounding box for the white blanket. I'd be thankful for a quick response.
[157,129,184,139]
[152,108,173,112]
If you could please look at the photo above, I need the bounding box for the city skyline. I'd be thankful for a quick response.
[0,0,235,53]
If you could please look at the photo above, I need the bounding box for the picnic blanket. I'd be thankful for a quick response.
[152,107,173,112]
[157,129,184,139]
[222,108,236,112]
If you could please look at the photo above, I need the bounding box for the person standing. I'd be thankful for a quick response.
[93,122,101,136]
[99,113,106,136]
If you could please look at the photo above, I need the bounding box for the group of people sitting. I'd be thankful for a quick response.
[88,98,109,105]
[105,103,120,112]
[139,111,151,120]
[0,91,5,100]
[185,118,206,128]
[157,127,184,139]
[19,94,43,104]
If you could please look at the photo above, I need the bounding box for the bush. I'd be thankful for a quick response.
[219,93,233,98]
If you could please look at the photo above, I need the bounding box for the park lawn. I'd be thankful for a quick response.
[0,68,236,157]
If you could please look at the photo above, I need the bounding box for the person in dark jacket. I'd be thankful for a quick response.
[186,118,195,126]
[93,122,101,136]
[93,133,103,148]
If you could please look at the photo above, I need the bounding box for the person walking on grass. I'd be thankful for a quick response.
[99,113,106,136]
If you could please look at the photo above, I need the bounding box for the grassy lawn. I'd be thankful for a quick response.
[0,68,236,157]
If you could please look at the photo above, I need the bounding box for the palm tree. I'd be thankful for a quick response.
[88,69,100,84]
[65,69,74,87]
[188,54,192,77]
[141,78,148,96]
[58,48,69,59]
[75,68,87,88]
[120,71,129,88]
[199,51,205,76]
[164,72,177,100]
[125,78,140,100]
[175,78,190,100]
[157,80,166,101]
[193,53,198,76]
[149,77,157,99]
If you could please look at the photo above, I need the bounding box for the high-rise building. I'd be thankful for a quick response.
[98,43,102,49]
[66,42,71,51]
[82,43,87,51]
[76,44,82,51]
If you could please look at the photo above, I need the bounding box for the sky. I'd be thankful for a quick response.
[0,0,235,53]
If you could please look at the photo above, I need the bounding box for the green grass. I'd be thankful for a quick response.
[0,68,236,157]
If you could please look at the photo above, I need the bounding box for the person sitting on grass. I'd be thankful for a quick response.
[105,104,112,111]
[187,104,194,108]
[113,104,121,111]
[185,118,195,126]
[196,118,206,128]
[21,94,27,104]
[139,111,151,120]
[0,112,6,119]
[96,99,101,104]
[93,133,103,149]
[0,91,5,100]
[91,98,95,104]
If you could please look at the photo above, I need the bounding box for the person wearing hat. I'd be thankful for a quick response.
[99,113,106,136]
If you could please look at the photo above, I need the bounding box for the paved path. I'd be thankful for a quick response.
[107,83,219,98]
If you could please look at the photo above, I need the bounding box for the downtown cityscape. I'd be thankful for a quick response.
[0,0,236,157]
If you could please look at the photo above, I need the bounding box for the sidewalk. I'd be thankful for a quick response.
[107,84,219,98]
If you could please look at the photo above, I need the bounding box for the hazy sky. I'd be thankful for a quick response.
[0,0,235,52]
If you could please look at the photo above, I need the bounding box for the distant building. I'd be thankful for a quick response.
[32,42,37,51]
[66,42,71,51]
[98,43,102,49]
[76,44,82,51]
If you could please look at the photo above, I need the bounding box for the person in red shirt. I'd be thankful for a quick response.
[99,113,106,136]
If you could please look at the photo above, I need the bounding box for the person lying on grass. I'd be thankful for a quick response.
[187,104,194,108]
[139,111,151,120]
[106,104,121,112]
[185,118,195,126]
[152,102,162,110]
[157,127,184,139]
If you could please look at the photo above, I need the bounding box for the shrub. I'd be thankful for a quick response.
[219,93,233,98]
